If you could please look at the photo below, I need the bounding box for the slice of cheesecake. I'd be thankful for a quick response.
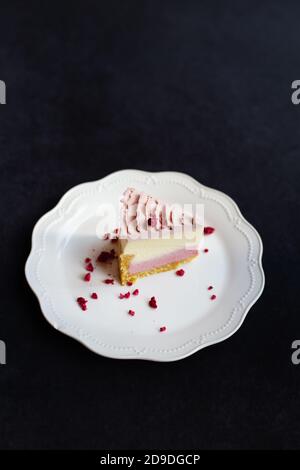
[118,188,203,285]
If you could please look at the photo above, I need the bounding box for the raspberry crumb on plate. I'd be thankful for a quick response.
[77,297,88,311]
[85,262,94,272]
[119,292,130,299]
[176,269,185,276]
[204,226,215,235]
[97,250,116,263]
[149,296,158,309]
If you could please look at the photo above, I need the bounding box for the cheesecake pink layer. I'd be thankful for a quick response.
[128,248,198,274]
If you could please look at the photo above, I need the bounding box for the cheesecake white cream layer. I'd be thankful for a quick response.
[119,228,202,264]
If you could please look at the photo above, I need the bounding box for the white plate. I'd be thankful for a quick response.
[25,170,264,361]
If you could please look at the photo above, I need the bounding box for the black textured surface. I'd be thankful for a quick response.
[0,0,300,449]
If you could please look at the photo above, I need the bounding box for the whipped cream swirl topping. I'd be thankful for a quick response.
[119,188,202,239]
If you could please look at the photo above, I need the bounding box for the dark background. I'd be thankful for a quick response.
[0,0,299,449]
